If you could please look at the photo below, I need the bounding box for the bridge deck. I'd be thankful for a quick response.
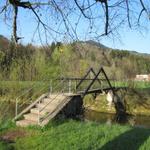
[77,87,126,95]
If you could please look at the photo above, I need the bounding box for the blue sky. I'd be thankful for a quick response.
[1,20,149,54]
[0,1,150,54]
[101,30,150,54]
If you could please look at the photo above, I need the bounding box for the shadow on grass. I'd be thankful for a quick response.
[100,127,150,150]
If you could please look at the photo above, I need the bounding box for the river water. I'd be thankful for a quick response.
[84,109,150,128]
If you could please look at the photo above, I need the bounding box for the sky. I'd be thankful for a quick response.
[101,30,150,54]
[0,1,150,54]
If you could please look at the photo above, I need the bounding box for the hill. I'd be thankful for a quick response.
[71,40,150,78]
[0,36,150,81]
[84,40,110,49]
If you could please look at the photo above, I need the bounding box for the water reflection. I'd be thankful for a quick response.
[84,109,150,128]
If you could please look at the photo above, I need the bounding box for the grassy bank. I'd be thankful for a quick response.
[84,87,150,116]
[0,120,150,150]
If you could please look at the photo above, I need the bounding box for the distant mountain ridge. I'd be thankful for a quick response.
[84,40,110,50]
[82,40,150,56]
[0,35,149,56]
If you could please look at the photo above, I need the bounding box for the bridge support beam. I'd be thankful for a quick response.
[59,95,83,118]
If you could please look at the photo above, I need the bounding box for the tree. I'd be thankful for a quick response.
[0,0,150,44]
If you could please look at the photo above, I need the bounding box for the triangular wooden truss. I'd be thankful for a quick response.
[76,67,114,97]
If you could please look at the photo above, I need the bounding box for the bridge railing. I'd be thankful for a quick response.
[38,79,71,124]
[14,75,70,120]
[15,80,50,118]
[56,77,114,95]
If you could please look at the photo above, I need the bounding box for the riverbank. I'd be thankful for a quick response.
[84,88,150,116]
[0,83,150,120]
[0,120,150,150]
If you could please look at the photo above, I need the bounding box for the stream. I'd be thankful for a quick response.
[84,109,150,128]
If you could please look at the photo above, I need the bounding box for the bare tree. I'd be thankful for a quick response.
[0,0,150,44]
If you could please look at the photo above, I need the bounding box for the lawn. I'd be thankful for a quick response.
[0,120,150,150]
[112,80,150,89]
[0,81,150,150]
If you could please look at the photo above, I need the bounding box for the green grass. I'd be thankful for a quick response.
[0,81,50,98]
[0,120,150,150]
[0,80,75,101]
[0,142,13,150]
[112,81,150,89]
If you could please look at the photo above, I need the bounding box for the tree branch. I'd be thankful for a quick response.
[96,0,109,35]
[13,5,18,44]
[125,0,131,28]
[74,0,92,19]
[138,0,150,23]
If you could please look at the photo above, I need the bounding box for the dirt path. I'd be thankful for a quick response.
[0,129,27,143]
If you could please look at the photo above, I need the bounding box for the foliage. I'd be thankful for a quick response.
[110,50,130,59]
[0,38,150,81]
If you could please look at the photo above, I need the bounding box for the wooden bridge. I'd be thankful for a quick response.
[14,67,125,127]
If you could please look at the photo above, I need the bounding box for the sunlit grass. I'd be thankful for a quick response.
[0,120,150,150]
[112,81,150,89]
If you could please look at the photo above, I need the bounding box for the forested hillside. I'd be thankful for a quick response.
[0,35,150,81]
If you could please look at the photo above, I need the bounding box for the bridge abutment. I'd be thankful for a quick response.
[60,95,83,118]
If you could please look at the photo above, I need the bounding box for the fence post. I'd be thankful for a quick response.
[15,98,18,117]
[68,80,71,94]
[75,80,77,93]
[38,101,40,125]
[50,80,52,94]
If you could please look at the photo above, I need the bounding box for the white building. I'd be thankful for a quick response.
[135,74,150,81]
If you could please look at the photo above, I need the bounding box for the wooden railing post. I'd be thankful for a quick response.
[15,98,18,117]
[50,80,52,94]
[68,80,71,94]
[38,100,40,125]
